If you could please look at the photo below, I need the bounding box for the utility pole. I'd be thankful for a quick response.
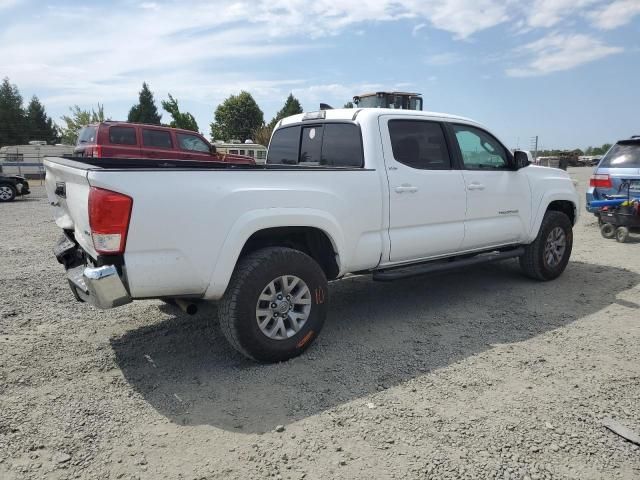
[530,136,538,163]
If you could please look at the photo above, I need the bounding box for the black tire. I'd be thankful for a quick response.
[615,226,629,243]
[219,247,328,363]
[519,210,573,281]
[0,183,17,202]
[600,223,616,239]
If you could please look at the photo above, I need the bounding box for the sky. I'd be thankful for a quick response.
[0,0,639,150]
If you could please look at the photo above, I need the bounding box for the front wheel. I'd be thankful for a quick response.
[218,247,328,363]
[0,183,17,202]
[519,211,573,281]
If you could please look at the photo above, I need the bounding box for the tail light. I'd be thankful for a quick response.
[88,187,133,254]
[86,145,103,158]
[590,174,612,188]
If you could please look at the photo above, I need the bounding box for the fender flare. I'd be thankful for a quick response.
[527,191,577,243]
[203,208,345,300]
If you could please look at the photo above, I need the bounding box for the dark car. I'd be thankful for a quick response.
[0,172,30,202]
[74,122,255,164]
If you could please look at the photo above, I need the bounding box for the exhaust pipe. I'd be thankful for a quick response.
[174,298,198,315]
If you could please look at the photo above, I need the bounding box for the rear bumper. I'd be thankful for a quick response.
[585,191,598,213]
[15,181,30,195]
[66,265,132,309]
[54,234,131,309]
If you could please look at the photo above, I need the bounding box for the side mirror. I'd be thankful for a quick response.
[513,150,530,170]
[210,144,217,154]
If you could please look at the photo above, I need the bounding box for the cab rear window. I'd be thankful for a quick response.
[599,142,640,168]
[267,123,363,167]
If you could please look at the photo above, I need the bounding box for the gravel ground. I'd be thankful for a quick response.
[1,167,639,480]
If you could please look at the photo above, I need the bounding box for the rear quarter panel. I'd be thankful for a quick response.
[87,169,384,299]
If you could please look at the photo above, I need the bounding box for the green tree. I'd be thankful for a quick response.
[161,94,198,132]
[600,143,612,155]
[127,82,161,125]
[343,101,354,108]
[0,77,27,147]
[210,91,264,142]
[252,124,273,147]
[59,104,106,145]
[25,95,59,143]
[268,93,303,129]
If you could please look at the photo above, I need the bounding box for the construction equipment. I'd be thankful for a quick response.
[353,91,423,110]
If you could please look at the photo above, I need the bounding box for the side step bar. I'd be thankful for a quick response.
[372,247,525,282]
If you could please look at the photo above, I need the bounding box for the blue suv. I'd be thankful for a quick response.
[586,137,640,214]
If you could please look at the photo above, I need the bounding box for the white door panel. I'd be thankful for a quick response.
[462,170,531,249]
[450,124,531,250]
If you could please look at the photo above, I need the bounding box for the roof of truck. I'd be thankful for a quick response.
[279,108,478,127]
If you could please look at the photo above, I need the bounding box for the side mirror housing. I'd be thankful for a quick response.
[514,150,530,170]
[210,144,217,154]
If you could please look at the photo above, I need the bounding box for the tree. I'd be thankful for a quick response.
[210,91,264,142]
[25,96,59,143]
[161,94,198,132]
[127,82,161,124]
[252,124,273,147]
[59,104,106,145]
[343,101,354,108]
[268,93,303,129]
[0,77,27,147]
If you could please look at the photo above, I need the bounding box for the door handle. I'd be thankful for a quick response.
[394,185,418,193]
[467,183,485,191]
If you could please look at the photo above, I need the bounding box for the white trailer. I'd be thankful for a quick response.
[0,142,74,178]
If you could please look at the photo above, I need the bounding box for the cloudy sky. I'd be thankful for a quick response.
[1,0,638,149]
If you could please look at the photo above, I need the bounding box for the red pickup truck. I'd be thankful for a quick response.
[74,122,254,164]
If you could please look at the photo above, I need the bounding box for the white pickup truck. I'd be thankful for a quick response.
[45,108,578,362]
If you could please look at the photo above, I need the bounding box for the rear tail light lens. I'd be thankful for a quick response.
[590,174,612,188]
[84,146,102,157]
[88,187,133,254]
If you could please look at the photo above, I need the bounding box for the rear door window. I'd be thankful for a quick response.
[108,127,136,145]
[388,120,451,170]
[142,129,173,149]
[600,142,640,168]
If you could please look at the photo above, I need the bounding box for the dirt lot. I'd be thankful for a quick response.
[1,167,639,480]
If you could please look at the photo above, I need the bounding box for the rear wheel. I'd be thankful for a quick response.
[218,247,328,363]
[600,223,616,239]
[0,183,17,202]
[519,210,573,281]
[615,226,630,243]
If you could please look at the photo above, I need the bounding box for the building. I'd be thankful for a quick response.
[214,140,267,164]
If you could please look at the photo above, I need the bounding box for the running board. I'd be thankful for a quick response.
[372,248,525,282]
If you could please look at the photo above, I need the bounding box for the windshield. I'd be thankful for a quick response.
[77,126,97,145]
[599,142,640,168]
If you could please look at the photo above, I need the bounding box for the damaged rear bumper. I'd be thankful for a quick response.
[54,234,132,309]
